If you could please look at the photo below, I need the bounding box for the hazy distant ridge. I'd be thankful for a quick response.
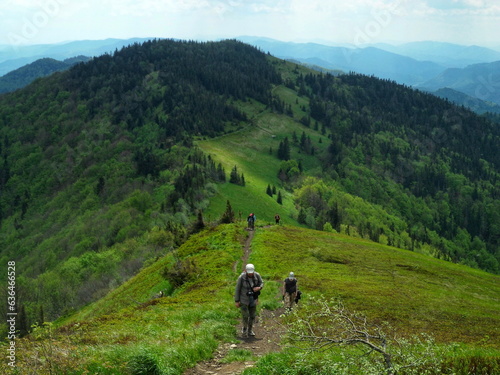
[238,36,448,86]
[420,61,500,106]
[0,37,154,76]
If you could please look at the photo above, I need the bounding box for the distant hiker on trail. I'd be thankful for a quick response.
[247,213,256,230]
[283,272,298,311]
[274,213,281,225]
[234,263,264,338]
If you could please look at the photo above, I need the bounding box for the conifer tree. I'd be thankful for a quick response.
[95,176,105,196]
[266,184,273,197]
[300,131,307,149]
[38,305,45,325]
[277,137,290,160]
[277,190,283,205]
[220,200,235,223]
[229,165,240,184]
[193,210,205,232]
[18,304,29,337]
[217,163,226,182]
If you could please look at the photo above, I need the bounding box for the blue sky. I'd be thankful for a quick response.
[0,0,499,48]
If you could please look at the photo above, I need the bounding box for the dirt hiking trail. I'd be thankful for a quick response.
[185,227,285,375]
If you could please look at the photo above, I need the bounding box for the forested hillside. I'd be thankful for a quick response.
[0,56,90,94]
[289,71,500,272]
[0,38,498,335]
[0,39,281,325]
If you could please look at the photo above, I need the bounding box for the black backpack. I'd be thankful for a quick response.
[295,290,302,303]
[284,278,297,293]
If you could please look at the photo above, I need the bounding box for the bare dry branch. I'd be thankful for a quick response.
[283,296,437,375]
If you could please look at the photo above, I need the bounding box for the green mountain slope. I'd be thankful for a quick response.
[0,56,91,94]
[0,39,282,325]
[0,40,499,370]
[197,58,500,274]
[433,87,500,114]
[2,223,497,374]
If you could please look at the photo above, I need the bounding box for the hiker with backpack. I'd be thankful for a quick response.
[247,213,256,230]
[283,272,298,311]
[235,263,264,337]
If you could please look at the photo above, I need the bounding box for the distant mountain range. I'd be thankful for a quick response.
[373,41,500,68]
[0,56,90,94]
[418,61,500,107]
[237,36,445,86]
[0,37,154,76]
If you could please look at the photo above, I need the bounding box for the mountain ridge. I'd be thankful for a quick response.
[237,36,446,86]
[0,56,90,93]
[374,40,500,67]
[419,60,500,106]
[0,37,498,374]
[0,40,498,374]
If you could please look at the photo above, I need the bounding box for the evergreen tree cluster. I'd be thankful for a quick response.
[277,137,291,160]
[65,39,282,137]
[266,184,282,204]
[266,184,277,197]
[172,149,227,208]
[293,71,500,272]
[229,165,245,186]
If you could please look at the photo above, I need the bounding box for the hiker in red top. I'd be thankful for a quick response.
[247,213,256,230]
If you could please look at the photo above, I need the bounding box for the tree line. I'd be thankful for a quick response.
[288,71,500,272]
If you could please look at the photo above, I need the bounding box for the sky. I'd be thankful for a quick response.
[0,0,499,48]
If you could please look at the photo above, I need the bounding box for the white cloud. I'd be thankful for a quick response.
[0,0,497,46]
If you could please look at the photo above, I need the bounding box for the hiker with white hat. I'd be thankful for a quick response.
[234,263,264,337]
[283,272,298,311]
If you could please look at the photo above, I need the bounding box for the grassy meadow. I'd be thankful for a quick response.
[197,86,330,226]
[2,223,498,374]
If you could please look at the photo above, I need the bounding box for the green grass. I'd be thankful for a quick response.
[197,106,329,226]
[1,224,498,374]
[2,224,247,374]
[220,348,255,364]
[195,60,331,227]
[249,226,499,345]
